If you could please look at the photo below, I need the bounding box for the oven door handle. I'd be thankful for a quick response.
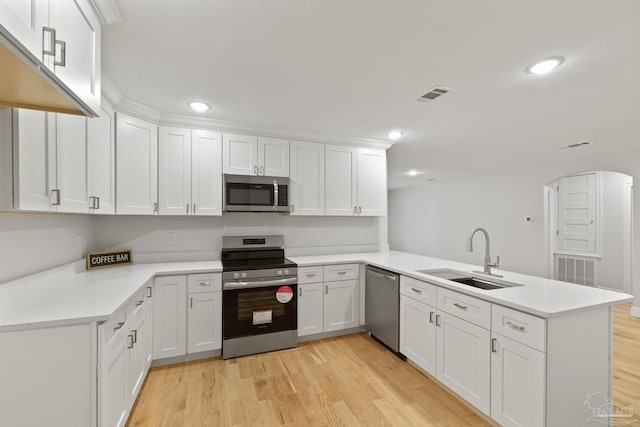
[223,276,297,289]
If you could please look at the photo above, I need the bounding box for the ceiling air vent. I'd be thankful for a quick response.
[418,86,451,102]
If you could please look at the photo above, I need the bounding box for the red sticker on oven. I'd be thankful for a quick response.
[276,285,293,303]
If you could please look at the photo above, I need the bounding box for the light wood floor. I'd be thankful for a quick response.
[127,303,640,427]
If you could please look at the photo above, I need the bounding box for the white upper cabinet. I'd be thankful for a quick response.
[0,0,102,115]
[356,148,387,216]
[325,145,357,216]
[158,126,192,215]
[223,133,289,177]
[54,112,89,213]
[223,133,258,175]
[192,130,222,216]
[159,127,222,216]
[289,141,325,216]
[258,137,289,177]
[87,99,115,214]
[116,113,158,215]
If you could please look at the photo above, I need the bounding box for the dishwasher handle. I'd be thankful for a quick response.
[366,267,398,282]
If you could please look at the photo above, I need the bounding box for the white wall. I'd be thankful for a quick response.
[93,214,387,262]
[0,213,95,283]
[388,151,640,310]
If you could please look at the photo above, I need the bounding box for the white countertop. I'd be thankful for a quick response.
[0,250,632,331]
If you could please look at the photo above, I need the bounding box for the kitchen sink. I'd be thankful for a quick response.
[415,268,520,290]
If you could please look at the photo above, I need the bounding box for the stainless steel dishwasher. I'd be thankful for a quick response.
[365,265,404,358]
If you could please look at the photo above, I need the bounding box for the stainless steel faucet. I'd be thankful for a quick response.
[466,227,502,277]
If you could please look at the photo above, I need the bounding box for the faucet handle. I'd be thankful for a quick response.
[488,256,500,268]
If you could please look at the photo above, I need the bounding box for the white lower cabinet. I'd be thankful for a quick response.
[436,310,491,414]
[399,294,436,375]
[100,328,128,427]
[298,282,324,336]
[491,332,546,427]
[187,273,222,353]
[153,275,187,359]
[324,279,359,332]
[125,300,147,407]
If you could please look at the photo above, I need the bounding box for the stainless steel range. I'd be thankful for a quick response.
[221,235,298,359]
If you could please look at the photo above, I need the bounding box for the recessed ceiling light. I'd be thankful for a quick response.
[408,170,418,176]
[526,56,564,75]
[388,130,404,140]
[188,101,211,113]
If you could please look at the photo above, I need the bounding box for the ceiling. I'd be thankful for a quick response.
[102,0,640,189]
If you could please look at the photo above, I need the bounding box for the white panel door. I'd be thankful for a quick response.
[356,148,387,216]
[400,295,437,375]
[187,291,222,353]
[49,0,101,113]
[324,280,358,332]
[436,311,491,415]
[159,126,192,215]
[558,173,597,253]
[99,330,127,427]
[491,333,545,427]
[298,283,324,337]
[192,130,222,216]
[289,140,325,215]
[0,0,48,59]
[325,145,357,216]
[87,99,115,214]
[153,276,187,360]
[12,109,52,211]
[116,113,158,215]
[258,137,289,177]
[222,133,258,175]
[55,113,89,213]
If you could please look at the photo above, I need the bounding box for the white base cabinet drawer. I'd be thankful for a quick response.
[298,266,324,284]
[324,263,359,281]
[187,273,222,293]
[400,276,437,307]
[492,304,546,352]
[437,287,491,329]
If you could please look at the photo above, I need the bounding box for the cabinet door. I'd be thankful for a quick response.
[153,275,187,359]
[116,113,158,215]
[192,130,222,216]
[400,295,437,375]
[324,280,359,332]
[298,283,324,336]
[222,133,258,175]
[491,333,545,427]
[99,330,128,427]
[436,311,491,415]
[325,145,357,216]
[187,291,222,353]
[356,148,387,216]
[55,113,89,213]
[258,137,289,177]
[0,0,48,60]
[125,304,146,409]
[143,284,153,372]
[158,126,192,215]
[12,109,53,211]
[87,99,115,214]
[48,0,101,114]
[289,140,325,215]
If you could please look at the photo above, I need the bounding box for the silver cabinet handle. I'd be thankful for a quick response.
[299,288,302,297]
[259,166,264,175]
[136,300,144,306]
[253,165,258,175]
[51,189,61,206]
[199,281,211,286]
[337,271,347,276]
[491,337,498,353]
[291,204,295,213]
[453,303,468,310]
[325,285,328,294]
[273,179,279,211]
[193,203,196,214]
[127,334,134,349]
[153,202,158,213]
[429,312,435,323]
[190,297,193,308]
[132,329,138,344]
[353,206,357,215]
[305,273,316,277]
[147,286,152,298]
[96,197,100,210]
[89,196,95,209]
[358,206,362,215]
[411,287,422,294]
[54,39,66,67]
[186,203,189,214]
[113,322,125,331]
[435,314,441,326]
[505,321,525,332]
[42,27,56,56]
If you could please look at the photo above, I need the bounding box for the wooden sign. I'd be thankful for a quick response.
[86,250,133,270]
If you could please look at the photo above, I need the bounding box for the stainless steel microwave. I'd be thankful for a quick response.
[223,174,290,212]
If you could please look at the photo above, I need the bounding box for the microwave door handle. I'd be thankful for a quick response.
[273,180,278,211]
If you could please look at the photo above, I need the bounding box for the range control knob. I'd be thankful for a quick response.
[241,272,247,278]
[233,272,240,279]
[284,269,290,275]
[277,269,283,275]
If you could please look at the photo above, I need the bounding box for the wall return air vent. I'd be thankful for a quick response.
[418,86,451,102]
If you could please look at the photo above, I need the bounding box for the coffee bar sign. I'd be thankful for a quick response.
[86,250,133,270]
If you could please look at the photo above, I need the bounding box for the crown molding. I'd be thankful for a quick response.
[89,0,122,24]
[104,87,392,150]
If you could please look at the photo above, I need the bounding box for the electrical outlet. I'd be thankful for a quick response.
[305,228,312,238]
[168,233,177,245]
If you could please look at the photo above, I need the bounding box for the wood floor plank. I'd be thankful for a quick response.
[127,303,640,426]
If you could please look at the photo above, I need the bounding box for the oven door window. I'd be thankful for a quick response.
[226,183,274,206]
[223,285,297,339]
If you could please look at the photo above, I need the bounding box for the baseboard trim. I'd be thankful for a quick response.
[297,326,366,343]
[151,349,221,368]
